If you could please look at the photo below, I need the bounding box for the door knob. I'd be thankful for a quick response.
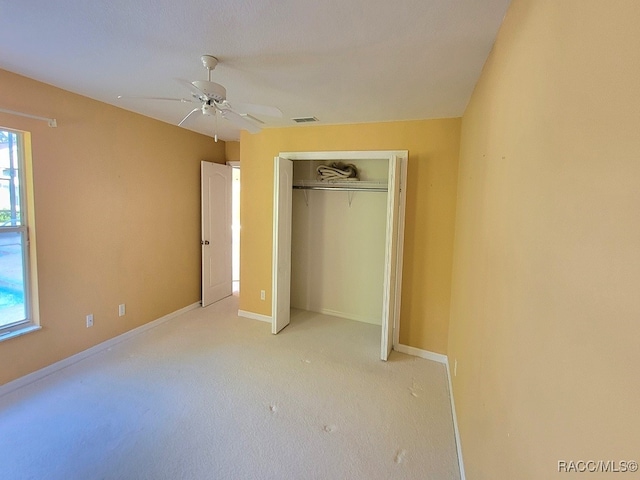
[201,240,210,245]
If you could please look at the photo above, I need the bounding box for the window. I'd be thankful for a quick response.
[0,128,38,339]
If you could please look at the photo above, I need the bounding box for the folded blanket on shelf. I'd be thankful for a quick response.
[317,162,359,182]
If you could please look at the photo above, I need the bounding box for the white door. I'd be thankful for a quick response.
[381,155,402,360]
[272,156,293,333]
[201,161,232,307]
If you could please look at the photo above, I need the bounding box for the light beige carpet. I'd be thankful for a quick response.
[0,295,461,479]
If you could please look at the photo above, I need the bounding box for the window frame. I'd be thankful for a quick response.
[0,127,39,341]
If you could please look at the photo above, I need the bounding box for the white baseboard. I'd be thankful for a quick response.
[395,343,448,364]
[237,310,272,323]
[395,343,465,480]
[445,357,466,480]
[290,305,382,326]
[316,307,381,326]
[0,302,201,398]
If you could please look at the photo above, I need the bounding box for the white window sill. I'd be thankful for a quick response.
[0,325,41,343]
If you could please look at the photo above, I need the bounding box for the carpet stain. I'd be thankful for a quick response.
[394,449,407,464]
[269,404,277,413]
[301,359,311,364]
[409,381,423,398]
[323,424,336,433]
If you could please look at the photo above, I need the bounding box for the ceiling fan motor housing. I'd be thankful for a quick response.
[191,80,226,103]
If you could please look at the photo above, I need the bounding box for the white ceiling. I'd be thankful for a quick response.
[0,0,510,141]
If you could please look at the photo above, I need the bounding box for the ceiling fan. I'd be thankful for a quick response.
[118,55,282,140]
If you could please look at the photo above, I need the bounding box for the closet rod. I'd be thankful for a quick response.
[0,107,57,127]
[293,185,387,192]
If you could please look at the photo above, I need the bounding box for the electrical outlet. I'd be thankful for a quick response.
[260,290,265,301]
[454,359,458,377]
[118,304,126,317]
[86,314,94,328]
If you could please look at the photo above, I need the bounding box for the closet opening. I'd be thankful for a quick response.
[273,151,407,360]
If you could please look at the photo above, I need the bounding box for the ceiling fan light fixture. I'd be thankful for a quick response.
[118,55,280,135]
[201,104,215,116]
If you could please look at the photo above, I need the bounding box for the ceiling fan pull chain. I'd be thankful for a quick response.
[214,110,218,142]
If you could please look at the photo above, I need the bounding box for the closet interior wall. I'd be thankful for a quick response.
[290,159,388,325]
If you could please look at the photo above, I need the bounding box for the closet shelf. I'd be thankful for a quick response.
[292,180,388,192]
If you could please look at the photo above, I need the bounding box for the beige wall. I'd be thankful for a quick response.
[448,0,640,477]
[239,119,460,354]
[0,69,224,385]
[225,141,240,162]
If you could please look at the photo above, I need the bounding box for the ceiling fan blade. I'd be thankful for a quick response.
[223,101,282,118]
[178,107,201,126]
[117,95,194,103]
[219,108,261,134]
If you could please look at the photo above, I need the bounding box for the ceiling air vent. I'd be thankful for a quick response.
[292,116,319,123]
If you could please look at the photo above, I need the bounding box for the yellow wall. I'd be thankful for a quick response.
[448,0,640,477]
[225,141,240,162]
[0,69,224,385]
[240,119,460,354]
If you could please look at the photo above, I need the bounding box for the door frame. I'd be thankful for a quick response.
[272,150,408,360]
[271,157,293,333]
[227,161,241,291]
